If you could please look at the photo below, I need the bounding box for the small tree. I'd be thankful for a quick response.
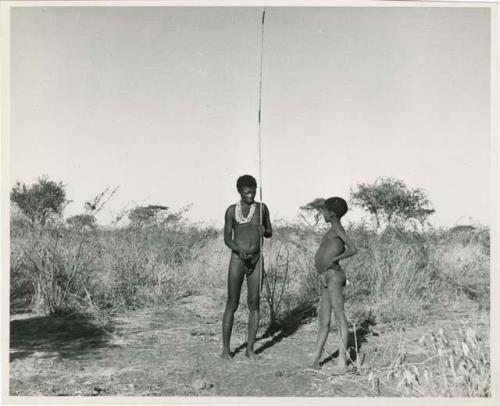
[350,177,434,229]
[84,186,119,215]
[11,176,68,227]
[128,205,170,227]
[66,214,97,231]
[299,198,326,226]
[128,204,191,228]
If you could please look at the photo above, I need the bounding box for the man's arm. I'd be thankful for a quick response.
[224,206,246,257]
[261,203,272,238]
[330,218,358,263]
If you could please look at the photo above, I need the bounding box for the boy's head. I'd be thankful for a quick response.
[236,175,257,204]
[323,197,348,221]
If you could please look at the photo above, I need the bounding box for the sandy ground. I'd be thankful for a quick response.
[9,293,489,397]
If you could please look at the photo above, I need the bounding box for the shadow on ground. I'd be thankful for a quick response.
[10,313,112,362]
[231,301,318,357]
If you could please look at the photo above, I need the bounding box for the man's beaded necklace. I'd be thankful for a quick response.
[235,201,256,224]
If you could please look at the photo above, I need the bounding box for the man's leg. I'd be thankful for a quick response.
[311,285,332,368]
[327,269,348,371]
[221,254,245,360]
[245,256,263,359]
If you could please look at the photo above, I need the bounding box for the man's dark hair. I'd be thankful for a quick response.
[324,197,348,218]
[236,175,257,191]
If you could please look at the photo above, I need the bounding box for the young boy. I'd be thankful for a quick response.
[221,175,272,360]
[311,197,358,372]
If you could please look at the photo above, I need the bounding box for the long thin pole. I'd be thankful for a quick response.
[258,8,266,296]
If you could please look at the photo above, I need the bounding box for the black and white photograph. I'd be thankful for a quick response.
[1,1,497,401]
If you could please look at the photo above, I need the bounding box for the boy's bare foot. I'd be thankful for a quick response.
[220,350,232,360]
[245,350,259,360]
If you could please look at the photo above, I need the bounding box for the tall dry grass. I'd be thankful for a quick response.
[363,322,490,397]
[254,223,490,325]
[11,226,97,315]
[10,214,489,328]
[10,217,218,322]
[9,214,490,397]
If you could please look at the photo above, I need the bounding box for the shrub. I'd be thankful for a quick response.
[12,226,96,315]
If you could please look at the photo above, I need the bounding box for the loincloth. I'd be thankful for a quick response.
[320,265,346,288]
[231,251,262,275]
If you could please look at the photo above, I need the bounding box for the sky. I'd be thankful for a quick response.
[10,6,491,227]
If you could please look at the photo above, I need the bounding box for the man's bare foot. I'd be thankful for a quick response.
[245,350,259,360]
[220,350,232,360]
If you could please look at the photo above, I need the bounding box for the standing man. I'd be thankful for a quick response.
[221,175,272,360]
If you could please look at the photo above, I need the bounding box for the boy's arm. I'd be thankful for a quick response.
[330,218,358,264]
[224,206,246,257]
[261,203,273,238]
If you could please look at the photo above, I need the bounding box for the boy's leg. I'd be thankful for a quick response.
[245,256,263,359]
[311,284,332,368]
[221,254,245,359]
[327,269,348,370]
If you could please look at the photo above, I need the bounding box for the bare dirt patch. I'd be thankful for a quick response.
[9,294,489,397]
